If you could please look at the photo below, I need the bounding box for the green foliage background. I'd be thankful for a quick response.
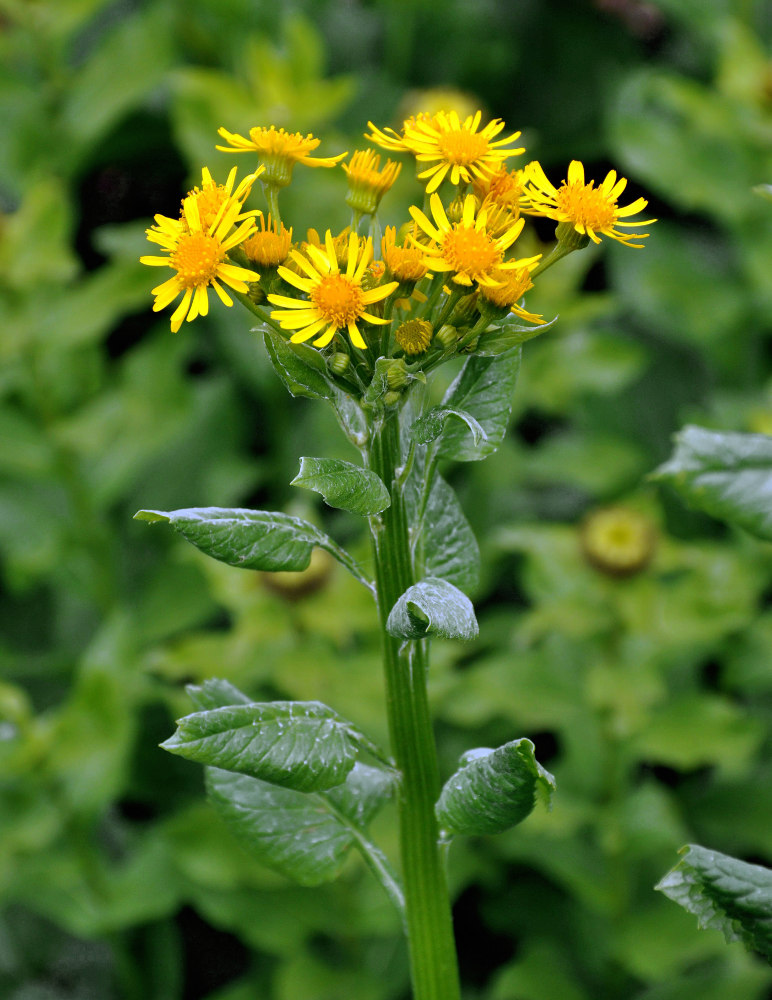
[1,0,772,997]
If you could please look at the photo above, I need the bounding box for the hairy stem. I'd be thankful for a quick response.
[367,412,461,1000]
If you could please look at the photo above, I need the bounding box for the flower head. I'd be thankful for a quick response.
[381,225,429,284]
[140,185,259,332]
[395,318,433,355]
[268,231,399,349]
[581,507,657,577]
[473,166,526,217]
[216,125,346,188]
[183,165,263,231]
[242,214,293,268]
[478,265,543,324]
[523,160,655,247]
[342,149,402,215]
[409,193,539,288]
[368,110,525,193]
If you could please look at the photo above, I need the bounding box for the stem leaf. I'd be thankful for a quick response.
[186,678,253,711]
[205,762,396,886]
[292,456,391,515]
[133,507,372,589]
[652,425,772,541]
[656,844,772,960]
[386,576,478,641]
[406,471,480,593]
[437,347,522,461]
[409,406,487,448]
[475,314,557,357]
[436,739,556,836]
[261,325,335,400]
[162,700,363,792]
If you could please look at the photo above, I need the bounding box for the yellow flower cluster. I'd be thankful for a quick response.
[141,110,654,360]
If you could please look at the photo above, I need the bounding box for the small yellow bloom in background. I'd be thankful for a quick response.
[216,125,347,188]
[395,318,433,355]
[141,188,259,332]
[580,506,657,577]
[368,110,525,193]
[410,192,540,288]
[303,227,363,270]
[473,166,526,218]
[268,231,399,349]
[183,165,263,231]
[478,265,544,324]
[342,149,402,216]
[242,215,293,268]
[381,226,429,284]
[522,160,655,247]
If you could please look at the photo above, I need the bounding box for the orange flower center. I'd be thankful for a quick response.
[437,129,490,165]
[556,182,616,231]
[171,232,225,288]
[311,273,365,327]
[243,228,291,267]
[442,226,501,277]
[188,187,227,230]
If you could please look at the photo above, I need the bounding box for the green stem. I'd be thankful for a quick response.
[367,413,461,1000]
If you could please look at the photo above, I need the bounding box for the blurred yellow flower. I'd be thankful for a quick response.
[242,215,293,268]
[183,165,262,231]
[395,318,433,355]
[523,160,655,247]
[268,232,399,349]
[409,193,539,288]
[141,189,259,332]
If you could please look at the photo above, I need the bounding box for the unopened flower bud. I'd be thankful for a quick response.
[328,352,350,375]
[386,359,408,391]
[383,390,402,406]
[580,507,656,578]
[435,324,459,350]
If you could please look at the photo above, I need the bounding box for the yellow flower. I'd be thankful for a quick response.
[381,225,429,284]
[522,160,655,247]
[472,166,526,216]
[242,215,293,268]
[268,231,399,349]
[342,149,402,215]
[478,265,544,324]
[216,125,346,188]
[395,318,433,355]
[581,507,657,577]
[368,110,525,193]
[409,192,539,288]
[140,191,259,332]
[183,165,263,231]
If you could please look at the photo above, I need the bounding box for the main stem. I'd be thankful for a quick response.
[367,412,462,1000]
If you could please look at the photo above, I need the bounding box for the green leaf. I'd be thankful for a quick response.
[409,406,487,448]
[436,739,556,837]
[186,678,253,711]
[652,425,772,541]
[162,701,362,792]
[437,347,522,461]
[262,327,335,400]
[386,577,478,641]
[656,844,772,961]
[291,457,390,515]
[205,762,395,886]
[406,471,480,593]
[476,314,558,357]
[133,507,373,591]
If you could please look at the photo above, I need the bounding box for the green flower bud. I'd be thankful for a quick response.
[386,359,408,391]
[434,324,459,350]
[383,390,402,406]
[328,352,350,375]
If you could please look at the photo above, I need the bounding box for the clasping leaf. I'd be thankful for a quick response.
[386,577,478,641]
[291,456,390,515]
[436,739,556,837]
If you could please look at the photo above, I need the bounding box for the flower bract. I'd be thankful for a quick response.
[268,231,399,349]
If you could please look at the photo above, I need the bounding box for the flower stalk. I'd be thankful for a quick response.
[367,412,461,1000]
